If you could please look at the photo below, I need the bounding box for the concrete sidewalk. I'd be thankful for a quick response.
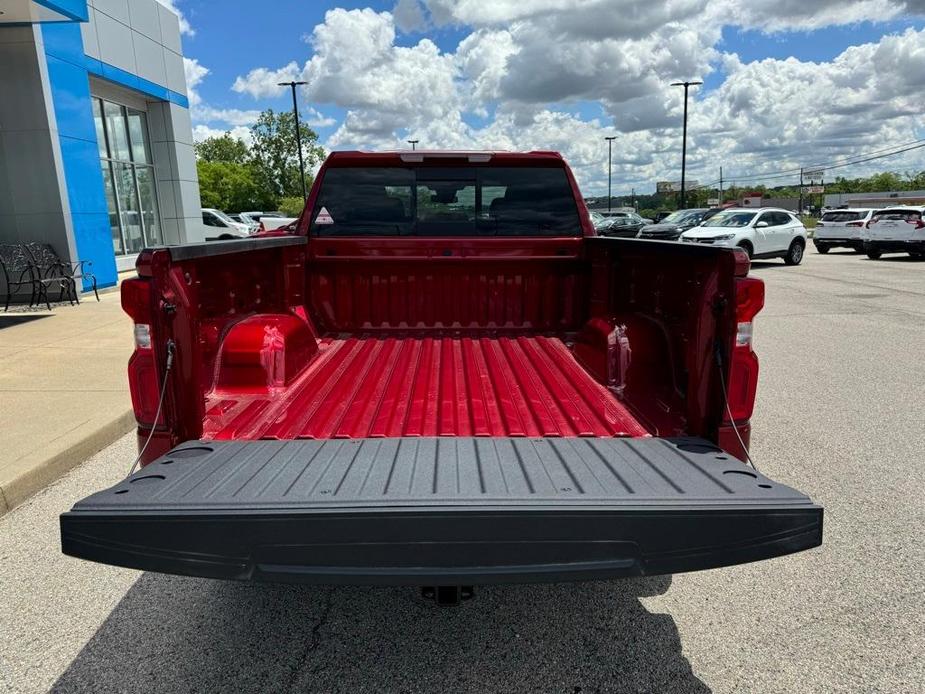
[0,290,134,514]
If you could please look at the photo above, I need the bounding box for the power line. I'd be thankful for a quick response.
[716,138,925,184]
[617,138,925,199]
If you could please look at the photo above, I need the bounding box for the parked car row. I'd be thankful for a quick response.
[202,209,291,239]
[637,208,716,241]
[617,204,925,263]
[229,211,286,232]
[811,205,925,260]
[589,210,653,237]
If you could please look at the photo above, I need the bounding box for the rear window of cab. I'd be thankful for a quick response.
[308,166,582,237]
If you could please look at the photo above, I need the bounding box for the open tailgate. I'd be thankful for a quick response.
[61,438,822,584]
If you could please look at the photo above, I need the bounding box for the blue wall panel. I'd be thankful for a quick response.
[70,212,114,285]
[44,55,96,142]
[57,136,106,214]
[41,22,116,290]
[85,58,189,108]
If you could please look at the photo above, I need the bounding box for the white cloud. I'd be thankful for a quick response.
[183,57,208,106]
[303,108,338,128]
[232,63,301,99]
[225,3,925,195]
[192,124,253,144]
[193,106,262,126]
[155,0,193,36]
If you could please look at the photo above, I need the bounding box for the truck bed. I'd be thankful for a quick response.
[60,437,823,584]
[203,334,650,440]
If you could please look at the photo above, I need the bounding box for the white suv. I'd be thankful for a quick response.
[814,208,872,253]
[863,206,925,260]
[680,207,808,265]
[201,208,252,239]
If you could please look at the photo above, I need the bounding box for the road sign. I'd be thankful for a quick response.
[803,169,824,180]
[707,198,719,206]
[802,185,825,194]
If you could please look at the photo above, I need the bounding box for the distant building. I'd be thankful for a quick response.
[740,195,800,211]
[823,190,925,208]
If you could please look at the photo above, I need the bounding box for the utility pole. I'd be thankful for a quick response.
[670,80,702,209]
[407,139,419,150]
[719,166,723,205]
[631,187,636,211]
[604,136,616,211]
[799,167,804,216]
[278,80,309,201]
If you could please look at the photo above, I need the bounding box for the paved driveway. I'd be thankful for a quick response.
[1,249,922,693]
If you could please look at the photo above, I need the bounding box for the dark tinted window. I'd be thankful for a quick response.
[702,211,756,228]
[310,166,581,236]
[202,212,223,228]
[872,208,922,221]
[821,210,866,222]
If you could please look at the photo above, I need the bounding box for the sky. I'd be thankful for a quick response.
[159,0,925,197]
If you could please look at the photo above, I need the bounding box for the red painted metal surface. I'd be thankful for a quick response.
[124,152,765,465]
[202,334,649,441]
[308,238,587,332]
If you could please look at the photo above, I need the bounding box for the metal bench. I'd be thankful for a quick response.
[0,243,71,311]
[25,242,99,304]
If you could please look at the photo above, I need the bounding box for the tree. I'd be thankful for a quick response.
[194,133,250,165]
[196,160,276,213]
[249,109,326,199]
[194,115,326,212]
[278,196,306,217]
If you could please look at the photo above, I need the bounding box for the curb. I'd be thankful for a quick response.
[0,410,135,517]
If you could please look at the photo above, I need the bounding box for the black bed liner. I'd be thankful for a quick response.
[61,437,822,584]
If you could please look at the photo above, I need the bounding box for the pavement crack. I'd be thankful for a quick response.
[283,587,336,693]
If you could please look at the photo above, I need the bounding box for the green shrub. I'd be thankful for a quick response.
[278,196,305,217]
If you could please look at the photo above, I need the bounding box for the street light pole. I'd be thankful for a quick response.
[670,80,702,210]
[278,80,309,201]
[407,139,419,150]
[604,136,616,212]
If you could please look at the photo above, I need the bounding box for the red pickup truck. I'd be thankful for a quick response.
[62,151,821,596]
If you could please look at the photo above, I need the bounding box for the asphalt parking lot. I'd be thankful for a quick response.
[1,248,923,694]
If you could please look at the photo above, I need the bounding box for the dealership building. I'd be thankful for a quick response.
[0,0,203,294]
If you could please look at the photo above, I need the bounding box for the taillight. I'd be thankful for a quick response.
[907,219,925,228]
[121,279,162,427]
[846,221,864,227]
[816,222,825,227]
[121,277,151,322]
[726,276,764,422]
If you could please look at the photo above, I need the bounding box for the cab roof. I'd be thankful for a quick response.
[324,150,566,166]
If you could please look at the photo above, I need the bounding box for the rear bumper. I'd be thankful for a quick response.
[814,238,862,248]
[865,240,924,253]
[61,437,823,585]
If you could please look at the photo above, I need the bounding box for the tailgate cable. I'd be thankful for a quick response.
[713,340,759,472]
[127,340,176,477]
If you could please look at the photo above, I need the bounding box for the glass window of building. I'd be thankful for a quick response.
[92,97,162,256]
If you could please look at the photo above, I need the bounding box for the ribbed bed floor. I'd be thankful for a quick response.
[202,334,649,440]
